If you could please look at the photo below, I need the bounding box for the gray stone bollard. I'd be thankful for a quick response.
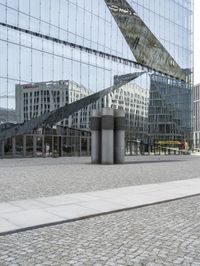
[91,110,101,164]
[101,108,114,164]
[114,109,125,164]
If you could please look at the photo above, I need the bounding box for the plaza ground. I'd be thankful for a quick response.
[0,155,199,202]
[0,155,200,265]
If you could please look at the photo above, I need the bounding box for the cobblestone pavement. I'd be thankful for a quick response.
[1,196,200,265]
[0,155,200,202]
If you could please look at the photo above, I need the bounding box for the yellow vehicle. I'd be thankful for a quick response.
[155,139,189,151]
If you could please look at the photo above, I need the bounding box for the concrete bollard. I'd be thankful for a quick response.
[114,109,125,164]
[101,108,114,164]
[91,110,101,164]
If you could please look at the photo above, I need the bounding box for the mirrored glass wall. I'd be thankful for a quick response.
[0,0,193,143]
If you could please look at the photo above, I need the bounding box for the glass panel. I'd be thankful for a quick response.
[20,47,31,82]
[8,43,20,80]
[43,52,53,81]
[53,55,62,81]
[41,0,50,23]
[30,0,40,18]
[0,40,7,77]
[19,13,30,29]
[0,3,6,23]
[7,8,18,26]
[7,0,18,9]
[32,50,43,82]
[19,0,29,14]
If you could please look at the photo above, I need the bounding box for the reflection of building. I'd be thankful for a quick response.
[149,75,192,142]
[16,80,93,128]
[193,84,200,150]
[16,79,149,135]
[0,0,193,143]
[0,108,16,124]
[109,82,149,141]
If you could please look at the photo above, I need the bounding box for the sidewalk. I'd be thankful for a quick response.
[1,177,200,235]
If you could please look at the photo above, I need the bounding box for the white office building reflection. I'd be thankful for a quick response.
[16,79,149,141]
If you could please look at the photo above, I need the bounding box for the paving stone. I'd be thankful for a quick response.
[0,155,199,202]
[0,196,200,265]
[1,155,200,265]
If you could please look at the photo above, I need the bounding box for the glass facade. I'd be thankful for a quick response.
[0,0,193,142]
[149,74,192,142]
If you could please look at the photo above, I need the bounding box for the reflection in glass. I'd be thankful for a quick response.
[0,0,193,145]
